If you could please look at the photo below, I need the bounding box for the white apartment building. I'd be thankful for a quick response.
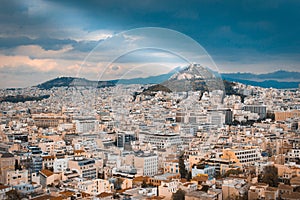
[191,166,215,180]
[134,154,158,176]
[73,116,98,133]
[287,149,300,161]
[207,111,225,127]
[53,157,69,173]
[222,147,262,166]
[69,158,97,179]
[139,132,182,149]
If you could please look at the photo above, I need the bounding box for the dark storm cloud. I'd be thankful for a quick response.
[45,0,300,54]
[2,0,300,56]
[0,37,76,51]
[0,0,299,83]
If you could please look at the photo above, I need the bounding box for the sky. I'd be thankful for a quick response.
[0,0,299,88]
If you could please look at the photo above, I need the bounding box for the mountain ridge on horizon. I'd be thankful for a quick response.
[221,69,300,81]
[34,68,300,90]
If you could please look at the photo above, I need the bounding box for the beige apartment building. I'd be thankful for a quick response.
[78,178,113,195]
[32,114,67,128]
[0,152,15,184]
[68,157,97,179]
[158,180,180,199]
[163,160,179,174]
[275,110,300,121]
[5,169,28,186]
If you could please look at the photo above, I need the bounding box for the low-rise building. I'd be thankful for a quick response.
[6,169,28,186]
[0,152,15,184]
[39,169,55,188]
[222,178,248,200]
[77,178,113,195]
[191,165,215,180]
[163,160,179,174]
[158,180,180,199]
[0,185,12,200]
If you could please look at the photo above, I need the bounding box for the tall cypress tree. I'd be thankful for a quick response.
[179,153,187,179]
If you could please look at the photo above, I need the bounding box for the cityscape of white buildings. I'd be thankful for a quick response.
[0,79,299,200]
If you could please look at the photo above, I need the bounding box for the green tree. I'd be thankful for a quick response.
[266,112,275,121]
[5,189,21,200]
[172,189,185,200]
[179,153,187,179]
[215,170,221,179]
[223,169,243,177]
[294,186,300,193]
[187,171,192,181]
[113,193,120,199]
[260,166,279,187]
[114,177,124,190]
[200,185,209,192]
[141,179,147,188]
[14,159,21,170]
[226,194,242,200]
